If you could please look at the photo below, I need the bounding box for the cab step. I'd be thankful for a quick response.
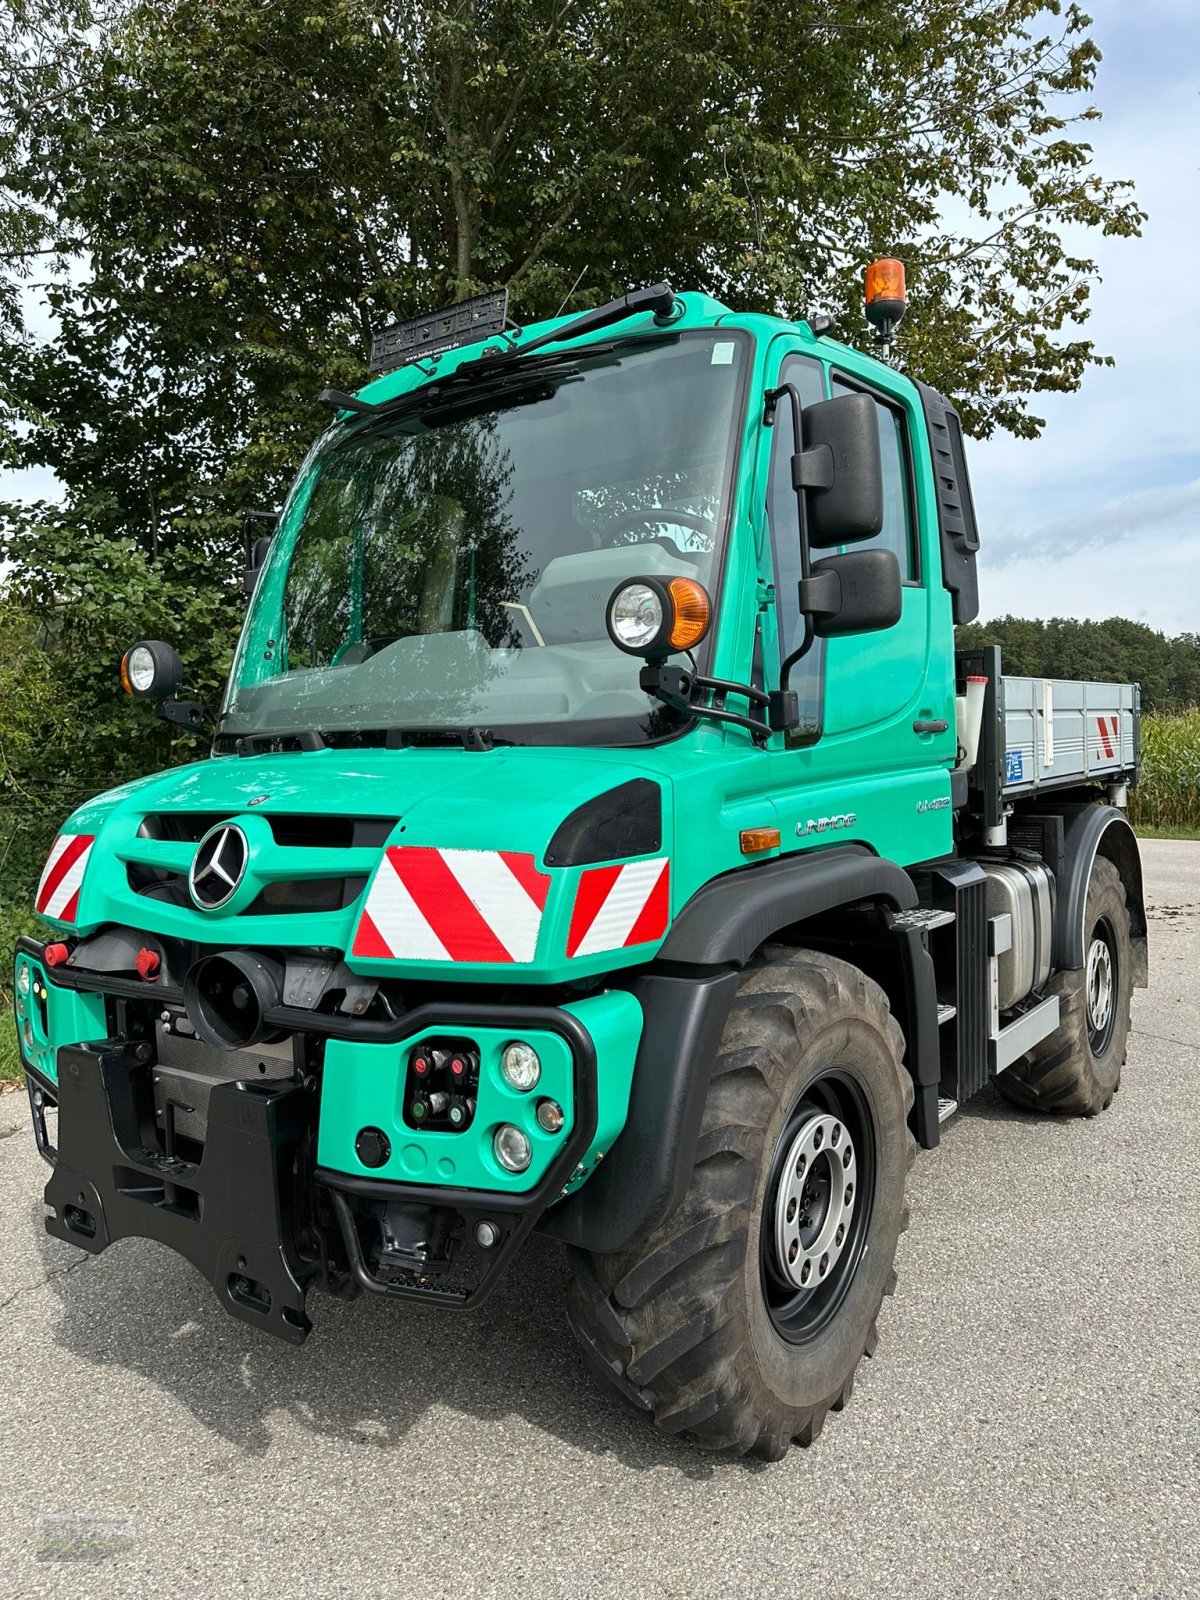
[936,1002,957,1026]
[937,1097,959,1124]
[892,907,956,933]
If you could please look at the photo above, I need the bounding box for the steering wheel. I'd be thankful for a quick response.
[600,508,716,550]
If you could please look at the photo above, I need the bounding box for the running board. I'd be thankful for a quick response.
[990,994,1060,1074]
[937,1097,958,1124]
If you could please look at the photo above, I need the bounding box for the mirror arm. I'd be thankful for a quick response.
[639,662,773,747]
[764,382,818,707]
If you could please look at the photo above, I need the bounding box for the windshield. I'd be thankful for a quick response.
[221,330,749,745]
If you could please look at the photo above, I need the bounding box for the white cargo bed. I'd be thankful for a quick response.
[1000,677,1139,796]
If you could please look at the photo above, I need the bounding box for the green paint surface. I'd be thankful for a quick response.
[12,952,107,1084]
[316,989,641,1195]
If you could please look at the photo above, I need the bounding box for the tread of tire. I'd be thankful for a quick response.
[564,947,914,1459]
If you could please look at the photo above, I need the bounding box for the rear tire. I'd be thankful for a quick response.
[998,855,1132,1117]
[564,949,914,1460]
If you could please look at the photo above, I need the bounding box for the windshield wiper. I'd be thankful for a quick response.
[385,726,518,752]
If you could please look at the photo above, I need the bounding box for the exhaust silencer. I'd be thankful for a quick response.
[183,951,286,1051]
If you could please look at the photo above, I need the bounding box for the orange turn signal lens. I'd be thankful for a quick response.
[740,827,781,855]
[667,577,712,652]
[865,257,906,306]
[119,651,133,695]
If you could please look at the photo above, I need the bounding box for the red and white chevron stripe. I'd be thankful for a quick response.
[567,857,670,959]
[352,846,550,964]
[1096,715,1120,762]
[35,833,95,923]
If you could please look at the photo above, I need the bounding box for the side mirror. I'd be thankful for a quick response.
[795,392,883,548]
[799,549,902,638]
[244,533,275,597]
[120,640,184,700]
[242,509,279,596]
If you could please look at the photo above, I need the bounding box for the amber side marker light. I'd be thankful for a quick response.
[666,578,712,652]
[740,827,781,855]
[864,256,908,344]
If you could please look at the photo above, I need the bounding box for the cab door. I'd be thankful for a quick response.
[758,340,955,866]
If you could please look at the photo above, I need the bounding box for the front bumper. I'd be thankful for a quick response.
[17,935,635,1341]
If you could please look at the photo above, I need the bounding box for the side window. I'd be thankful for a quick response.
[766,354,826,741]
[832,377,917,581]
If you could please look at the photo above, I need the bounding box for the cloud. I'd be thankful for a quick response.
[984,477,1200,567]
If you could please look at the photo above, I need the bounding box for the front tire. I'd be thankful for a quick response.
[998,855,1132,1117]
[565,949,914,1459]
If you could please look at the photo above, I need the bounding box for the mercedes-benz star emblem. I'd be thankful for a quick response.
[188,824,249,910]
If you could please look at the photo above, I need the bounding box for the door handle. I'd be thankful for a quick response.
[913,719,949,735]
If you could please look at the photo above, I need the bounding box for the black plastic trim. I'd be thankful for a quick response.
[914,379,980,624]
[658,844,918,968]
[540,967,742,1252]
[1042,803,1147,978]
[544,779,662,867]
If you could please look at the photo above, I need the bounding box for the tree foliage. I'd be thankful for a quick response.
[955,616,1200,714]
[2,0,1142,559]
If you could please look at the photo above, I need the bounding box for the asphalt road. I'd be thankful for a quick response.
[1,838,1197,1599]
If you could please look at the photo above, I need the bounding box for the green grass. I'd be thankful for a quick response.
[1134,824,1200,841]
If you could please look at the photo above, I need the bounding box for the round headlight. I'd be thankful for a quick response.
[16,964,31,998]
[21,1019,34,1051]
[536,1098,565,1134]
[493,1123,532,1174]
[608,583,664,652]
[126,645,158,694]
[120,638,183,700]
[500,1041,541,1093]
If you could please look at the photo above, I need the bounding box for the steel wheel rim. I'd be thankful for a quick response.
[761,1070,877,1345]
[1086,915,1117,1055]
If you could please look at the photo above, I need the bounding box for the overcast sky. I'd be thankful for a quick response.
[4,2,1196,633]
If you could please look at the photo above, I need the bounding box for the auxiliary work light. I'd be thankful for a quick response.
[120,639,184,700]
[500,1041,541,1092]
[494,1123,532,1174]
[606,576,712,660]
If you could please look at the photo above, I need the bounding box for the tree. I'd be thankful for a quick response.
[955,616,1200,714]
[3,0,1142,569]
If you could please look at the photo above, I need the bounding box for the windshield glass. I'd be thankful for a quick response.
[221,330,748,745]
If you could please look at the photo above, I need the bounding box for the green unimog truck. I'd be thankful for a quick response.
[14,268,1146,1459]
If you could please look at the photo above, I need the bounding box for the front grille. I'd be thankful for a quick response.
[126,812,394,915]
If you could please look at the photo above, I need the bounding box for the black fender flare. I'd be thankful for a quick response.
[1049,804,1148,987]
[541,845,927,1254]
[656,843,918,965]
